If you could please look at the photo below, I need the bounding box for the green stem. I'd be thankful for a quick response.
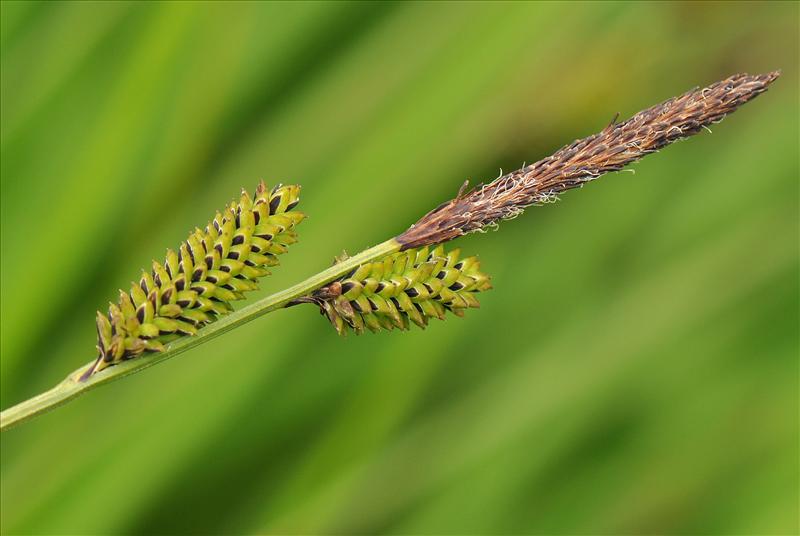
[0,238,402,431]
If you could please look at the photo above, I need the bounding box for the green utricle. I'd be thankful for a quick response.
[90,182,304,377]
[315,246,492,335]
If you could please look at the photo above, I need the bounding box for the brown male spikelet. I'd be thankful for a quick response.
[397,71,780,249]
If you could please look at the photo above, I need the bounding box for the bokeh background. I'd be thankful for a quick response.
[1,1,798,534]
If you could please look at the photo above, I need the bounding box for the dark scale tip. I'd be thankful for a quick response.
[228,251,240,260]
[179,316,198,326]
[269,196,281,215]
[286,200,299,211]
[368,298,379,311]
[192,268,203,282]
[220,265,231,273]
[214,244,223,257]
[351,300,363,313]
[175,277,186,291]
[449,282,464,291]
[341,281,356,294]
[405,288,419,298]
[136,306,145,324]
[162,287,173,303]
[232,235,245,246]
[375,282,385,293]
[436,271,446,280]
[205,256,214,270]
[454,262,464,270]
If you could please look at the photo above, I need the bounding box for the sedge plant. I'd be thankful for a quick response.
[0,71,780,431]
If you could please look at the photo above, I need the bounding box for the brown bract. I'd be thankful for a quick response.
[397,71,780,250]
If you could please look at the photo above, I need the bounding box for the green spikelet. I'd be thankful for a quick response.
[305,246,492,335]
[88,181,304,378]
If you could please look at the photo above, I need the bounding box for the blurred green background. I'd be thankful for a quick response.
[1,1,798,534]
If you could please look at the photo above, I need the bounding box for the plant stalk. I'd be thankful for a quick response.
[0,239,401,431]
